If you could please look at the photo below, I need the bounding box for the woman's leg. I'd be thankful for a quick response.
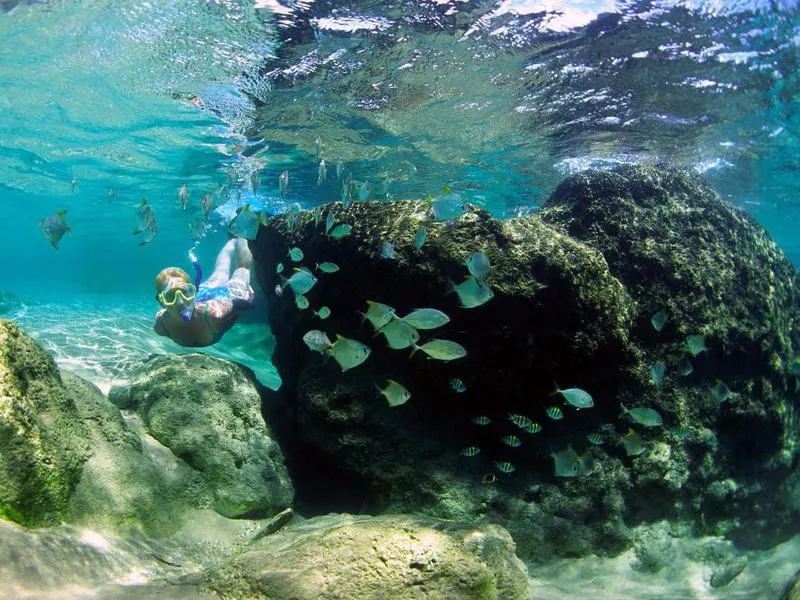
[205,238,237,286]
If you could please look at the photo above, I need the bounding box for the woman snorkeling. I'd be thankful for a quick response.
[154,238,255,347]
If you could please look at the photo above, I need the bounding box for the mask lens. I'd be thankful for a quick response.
[160,283,196,306]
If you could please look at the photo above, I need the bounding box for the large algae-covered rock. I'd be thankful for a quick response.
[205,514,530,599]
[540,164,800,547]
[63,371,211,536]
[252,197,638,557]
[250,164,800,560]
[108,354,293,519]
[0,319,89,526]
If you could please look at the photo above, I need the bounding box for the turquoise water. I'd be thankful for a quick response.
[2,0,800,594]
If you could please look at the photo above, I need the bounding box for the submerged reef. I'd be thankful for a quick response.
[253,164,800,560]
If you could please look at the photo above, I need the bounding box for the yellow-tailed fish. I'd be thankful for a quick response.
[316,262,340,274]
[414,225,427,252]
[465,251,491,283]
[328,223,352,239]
[378,316,420,350]
[361,301,395,331]
[449,276,494,309]
[377,379,411,407]
[410,339,467,361]
[228,205,260,240]
[551,446,579,477]
[399,308,450,330]
[686,335,707,357]
[328,334,371,372]
[551,385,594,409]
[620,403,663,427]
[621,428,645,456]
[281,268,317,296]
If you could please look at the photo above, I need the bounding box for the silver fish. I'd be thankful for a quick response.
[377,379,411,407]
[410,339,467,361]
[466,251,491,283]
[328,334,371,372]
[318,159,327,185]
[40,210,70,249]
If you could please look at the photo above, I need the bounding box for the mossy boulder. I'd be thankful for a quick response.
[108,354,293,519]
[250,164,800,559]
[204,514,530,599]
[0,319,90,526]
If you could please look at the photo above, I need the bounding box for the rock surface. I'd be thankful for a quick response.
[204,514,531,600]
[251,164,800,559]
[108,354,294,519]
[0,319,90,526]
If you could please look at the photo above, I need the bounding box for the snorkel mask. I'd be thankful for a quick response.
[157,283,197,321]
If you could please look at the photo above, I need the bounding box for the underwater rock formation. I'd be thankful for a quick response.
[252,164,800,560]
[540,164,800,548]
[204,514,531,599]
[0,319,90,526]
[108,354,294,519]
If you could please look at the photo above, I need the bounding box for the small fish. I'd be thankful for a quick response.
[285,203,300,232]
[312,207,323,229]
[651,309,668,332]
[482,473,497,484]
[461,447,481,457]
[651,362,667,386]
[70,175,79,192]
[288,247,304,262]
[430,191,465,221]
[522,422,542,434]
[411,339,467,361]
[621,428,645,456]
[551,446,579,477]
[328,334,371,372]
[279,170,289,198]
[362,301,396,331]
[274,284,283,297]
[39,209,71,249]
[399,308,450,330]
[251,170,261,193]
[228,204,260,240]
[317,159,327,185]
[545,406,563,420]
[201,192,217,217]
[448,276,494,309]
[341,178,352,207]
[686,335,707,357]
[551,385,594,409]
[314,136,323,159]
[359,181,371,201]
[501,435,522,448]
[711,380,737,403]
[107,187,115,202]
[449,378,466,393]
[508,414,533,428]
[678,357,694,377]
[620,403,663,427]
[314,306,331,320]
[672,425,692,439]
[276,263,285,274]
[303,330,332,353]
[178,184,189,209]
[377,379,411,407]
[295,294,310,310]
[587,432,605,445]
[316,262,340,274]
[466,251,491,283]
[414,224,427,252]
[328,223,352,239]
[471,416,491,426]
[336,159,344,179]
[494,461,515,474]
[133,198,155,234]
[281,268,318,296]
[378,316,420,350]
[577,452,595,476]
[325,209,335,234]
[380,241,397,260]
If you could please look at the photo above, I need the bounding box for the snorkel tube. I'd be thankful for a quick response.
[181,250,203,322]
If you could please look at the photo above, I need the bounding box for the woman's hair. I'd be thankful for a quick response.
[155,267,190,294]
